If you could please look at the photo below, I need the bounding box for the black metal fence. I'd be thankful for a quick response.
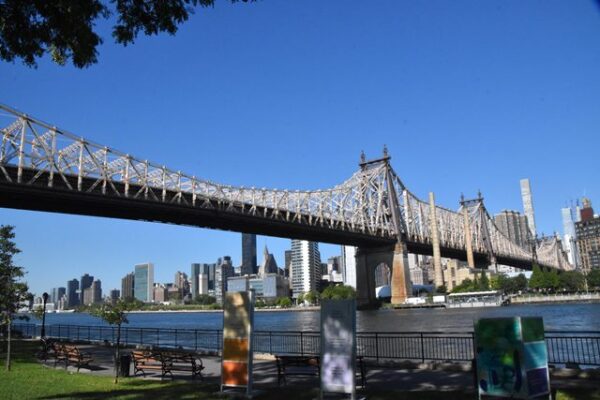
[10,323,600,367]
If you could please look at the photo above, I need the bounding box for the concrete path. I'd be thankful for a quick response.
[40,344,600,393]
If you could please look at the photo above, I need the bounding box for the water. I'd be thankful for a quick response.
[28,303,600,332]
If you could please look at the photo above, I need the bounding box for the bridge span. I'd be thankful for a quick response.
[0,104,571,307]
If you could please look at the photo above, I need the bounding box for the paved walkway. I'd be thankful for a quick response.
[40,344,600,393]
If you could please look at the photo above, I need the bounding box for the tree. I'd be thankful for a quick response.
[276,297,292,308]
[479,270,490,291]
[90,299,135,383]
[0,226,30,371]
[296,293,304,305]
[558,271,585,292]
[435,285,448,295]
[321,285,356,300]
[543,269,560,292]
[303,291,320,306]
[529,265,544,291]
[586,269,600,290]
[513,274,528,293]
[194,294,216,305]
[0,0,252,68]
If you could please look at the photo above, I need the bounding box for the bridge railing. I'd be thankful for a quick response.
[10,323,600,367]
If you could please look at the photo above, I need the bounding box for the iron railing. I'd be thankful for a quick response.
[10,323,600,366]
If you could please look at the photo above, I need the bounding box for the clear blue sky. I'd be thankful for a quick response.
[1,1,599,297]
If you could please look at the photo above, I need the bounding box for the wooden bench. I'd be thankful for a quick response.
[163,351,205,379]
[63,344,93,372]
[275,355,320,386]
[132,350,204,379]
[275,355,367,388]
[49,342,68,367]
[132,350,170,377]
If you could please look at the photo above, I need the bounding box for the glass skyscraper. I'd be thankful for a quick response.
[241,233,257,275]
[134,263,154,303]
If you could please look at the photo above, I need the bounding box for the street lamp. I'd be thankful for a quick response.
[41,292,49,339]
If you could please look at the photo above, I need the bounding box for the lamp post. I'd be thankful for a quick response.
[41,292,48,339]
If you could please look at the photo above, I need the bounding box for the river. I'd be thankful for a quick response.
[28,303,600,332]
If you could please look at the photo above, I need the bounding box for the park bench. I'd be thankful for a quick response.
[275,355,320,385]
[163,351,205,379]
[132,350,204,379]
[275,355,367,388]
[132,350,170,377]
[63,344,94,371]
[48,341,68,367]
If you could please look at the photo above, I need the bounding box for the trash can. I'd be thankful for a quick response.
[119,353,131,377]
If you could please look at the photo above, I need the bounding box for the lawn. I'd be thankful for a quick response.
[1,340,599,400]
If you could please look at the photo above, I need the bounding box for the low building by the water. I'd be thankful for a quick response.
[447,290,503,308]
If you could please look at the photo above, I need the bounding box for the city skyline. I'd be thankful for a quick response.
[0,1,598,296]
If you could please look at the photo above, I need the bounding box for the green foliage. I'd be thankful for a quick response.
[435,285,447,294]
[479,270,490,291]
[529,265,544,290]
[558,271,585,292]
[587,269,600,290]
[320,285,357,300]
[90,299,136,383]
[296,293,304,304]
[0,225,30,371]
[194,294,216,305]
[90,299,135,326]
[303,290,320,305]
[491,273,527,294]
[0,226,29,326]
[275,297,292,308]
[0,1,252,68]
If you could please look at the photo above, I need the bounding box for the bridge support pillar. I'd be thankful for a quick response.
[429,192,444,289]
[391,242,411,305]
[355,244,412,308]
[463,206,475,268]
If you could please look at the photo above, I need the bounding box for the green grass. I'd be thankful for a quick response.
[1,340,599,400]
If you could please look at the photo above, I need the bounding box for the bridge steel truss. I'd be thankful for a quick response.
[0,104,571,273]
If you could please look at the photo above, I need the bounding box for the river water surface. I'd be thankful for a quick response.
[32,303,600,332]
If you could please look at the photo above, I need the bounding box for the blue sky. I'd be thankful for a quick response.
[1,1,599,296]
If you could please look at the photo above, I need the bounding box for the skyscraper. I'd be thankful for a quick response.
[576,198,600,272]
[174,271,189,296]
[51,287,66,305]
[284,250,292,278]
[215,256,235,304]
[80,273,93,304]
[66,279,79,308]
[241,233,257,275]
[121,272,135,300]
[562,206,579,268]
[191,263,216,297]
[520,178,537,237]
[83,279,102,305]
[290,240,321,298]
[258,246,279,276]
[134,263,154,303]
[341,246,357,288]
[494,210,532,248]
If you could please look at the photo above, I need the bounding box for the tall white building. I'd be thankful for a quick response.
[520,178,537,237]
[561,206,579,268]
[341,245,357,288]
[290,240,321,298]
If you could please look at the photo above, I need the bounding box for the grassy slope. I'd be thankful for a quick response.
[1,340,599,400]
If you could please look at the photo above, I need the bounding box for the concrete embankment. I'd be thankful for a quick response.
[510,292,600,305]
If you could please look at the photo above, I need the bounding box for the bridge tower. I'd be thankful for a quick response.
[354,148,411,308]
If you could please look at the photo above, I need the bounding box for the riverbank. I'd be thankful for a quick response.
[510,292,600,305]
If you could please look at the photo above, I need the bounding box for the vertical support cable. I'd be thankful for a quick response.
[17,118,26,183]
[77,139,84,191]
